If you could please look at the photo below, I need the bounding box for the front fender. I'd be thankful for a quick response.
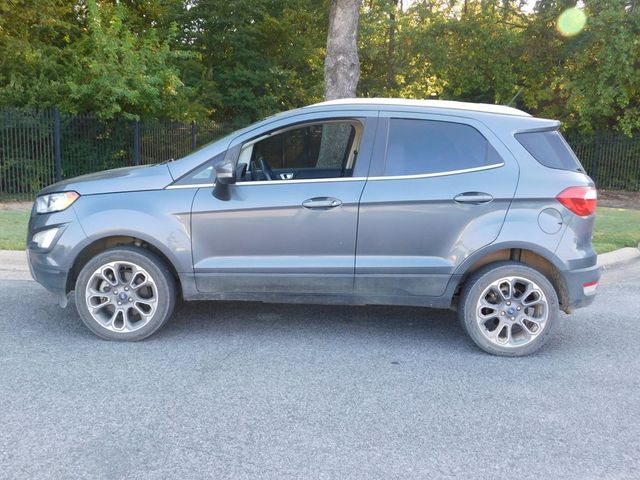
[71,189,197,274]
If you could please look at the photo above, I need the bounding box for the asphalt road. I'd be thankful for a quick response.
[1,264,639,480]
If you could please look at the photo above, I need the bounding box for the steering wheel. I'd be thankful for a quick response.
[259,156,276,181]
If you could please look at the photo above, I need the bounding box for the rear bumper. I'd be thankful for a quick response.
[562,263,601,311]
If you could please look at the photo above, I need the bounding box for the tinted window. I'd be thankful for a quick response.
[384,119,502,176]
[173,152,225,185]
[515,130,583,171]
[242,121,358,181]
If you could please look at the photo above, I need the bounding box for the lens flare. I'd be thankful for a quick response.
[557,7,587,37]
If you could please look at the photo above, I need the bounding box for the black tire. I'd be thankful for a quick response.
[74,246,176,341]
[458,261,559,357]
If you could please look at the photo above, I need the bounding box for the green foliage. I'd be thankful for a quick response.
[1,0,640,132]
[0,0,195,119]
[184,0,327,123]
[562,0,640,134]
[399,1,525,104]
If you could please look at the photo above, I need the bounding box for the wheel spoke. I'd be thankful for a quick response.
[87,287,106,297]
[523,316,544,331]
[478,305,499,320]
[500,323,512,344]
[522,289,544,306]
[123,308,135,331]
[129,271,149,289]
[103,309,119,328]
[100,267,118,287]
[518,283,533,302]
[487,319,506,338]
[479,297,499,308]
[133,301,155,318]
[88,295,111,310]
[516,319,533,340]
[497,280,512,301]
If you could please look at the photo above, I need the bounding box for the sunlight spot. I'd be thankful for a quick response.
[557,7,587,37]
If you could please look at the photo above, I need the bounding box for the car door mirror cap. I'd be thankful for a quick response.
[215,161,236,185]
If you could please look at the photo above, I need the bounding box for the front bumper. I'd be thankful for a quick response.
[26,248,68,296]
[27,205,87,299]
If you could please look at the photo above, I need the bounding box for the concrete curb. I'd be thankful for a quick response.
[2,245,639,281]
[597,244,640,269]
[0,250,31,280]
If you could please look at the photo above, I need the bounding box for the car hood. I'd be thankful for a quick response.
[38,164,175,196]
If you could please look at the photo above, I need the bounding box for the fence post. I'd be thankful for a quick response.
[191,121,197,150]
[133,120,141,166]
[53,107,62,182]
[592,131,601,186]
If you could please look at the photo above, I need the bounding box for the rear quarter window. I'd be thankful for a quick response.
[515,130,583,171]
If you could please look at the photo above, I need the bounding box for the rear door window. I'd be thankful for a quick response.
[384,119,503,176]
[515,130,583,171]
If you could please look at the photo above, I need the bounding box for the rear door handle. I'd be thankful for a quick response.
[454,192,494,205]
[302,197,342,210]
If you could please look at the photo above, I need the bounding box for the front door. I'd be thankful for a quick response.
[191,116,376,297]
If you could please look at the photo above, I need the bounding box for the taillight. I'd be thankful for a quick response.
[556,186,597,216]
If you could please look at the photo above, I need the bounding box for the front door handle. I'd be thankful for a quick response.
[454,192,494,205]
[302,197,342,210]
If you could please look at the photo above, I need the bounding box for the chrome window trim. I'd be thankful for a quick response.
[165,162,503,189]
[230,177,368,186]
[368,162,504,181]
[166,183,215,190]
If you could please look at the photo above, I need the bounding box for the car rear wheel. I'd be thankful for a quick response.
[458,261,559,356]
[75,246,176,341]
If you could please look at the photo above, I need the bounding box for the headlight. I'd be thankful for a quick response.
[32,227,63,249]
[35,191,80,214]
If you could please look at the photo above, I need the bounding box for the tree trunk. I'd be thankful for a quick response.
[324,0,362,100]
[387,0,399,90]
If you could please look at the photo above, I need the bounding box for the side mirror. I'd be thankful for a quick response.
[215,161,236,185]
[213,161,235,201]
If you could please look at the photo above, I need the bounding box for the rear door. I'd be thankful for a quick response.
[355,111,519,299]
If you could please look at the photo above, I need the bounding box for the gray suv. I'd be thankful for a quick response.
[27,99,600,356]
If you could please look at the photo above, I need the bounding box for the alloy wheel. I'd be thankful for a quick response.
[84,261,158,333]
[476,276,549,348]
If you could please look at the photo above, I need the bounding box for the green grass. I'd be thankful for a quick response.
[0,206,638,254]
[0,210,29,250]
[593,207,640,254]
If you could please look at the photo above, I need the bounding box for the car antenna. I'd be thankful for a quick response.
[507,88,523,107]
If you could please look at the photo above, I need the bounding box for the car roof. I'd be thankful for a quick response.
[308,97,530,117]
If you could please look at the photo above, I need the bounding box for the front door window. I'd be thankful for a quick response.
[236,121,361,182]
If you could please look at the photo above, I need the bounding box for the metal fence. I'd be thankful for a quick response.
[1,107,640,200]
[0,108,237,200]
[564,131,640,192]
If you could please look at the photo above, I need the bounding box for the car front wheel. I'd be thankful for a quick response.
[75,246,176,341]
[458,261,559,356]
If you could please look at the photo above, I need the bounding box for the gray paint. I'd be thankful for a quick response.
[27,98,600,312]
[40,164,174,196]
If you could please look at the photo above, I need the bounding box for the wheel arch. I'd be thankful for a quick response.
[66,234,183,297]
[454,242,570,312]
